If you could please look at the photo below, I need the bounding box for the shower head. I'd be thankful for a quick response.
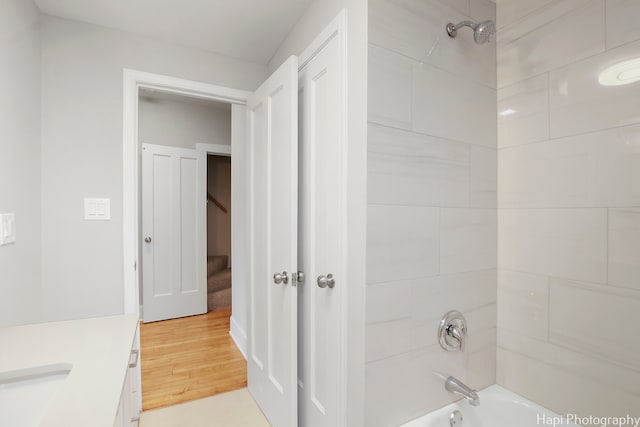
[446,20,496,44]
[474,20,496,43]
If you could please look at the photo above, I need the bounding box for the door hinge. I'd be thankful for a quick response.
[134,261,137,271]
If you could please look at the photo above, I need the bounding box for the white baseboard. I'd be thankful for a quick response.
[229,315,247,360]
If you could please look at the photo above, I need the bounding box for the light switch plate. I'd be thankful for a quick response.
[0,213,16,245]
[84,198,111,220]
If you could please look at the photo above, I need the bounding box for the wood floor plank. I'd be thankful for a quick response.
[140,308,247,410]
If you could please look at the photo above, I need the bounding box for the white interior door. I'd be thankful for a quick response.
[298,23,345,427]
[142,143,207,323]
[247,56,299,427]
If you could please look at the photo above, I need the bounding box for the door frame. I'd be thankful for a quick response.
[196,141,249,357]
[122,70,250,317]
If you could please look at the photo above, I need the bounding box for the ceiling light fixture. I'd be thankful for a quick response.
[598,58,640,86]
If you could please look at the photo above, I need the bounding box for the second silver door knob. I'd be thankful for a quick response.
[317,274,335,289]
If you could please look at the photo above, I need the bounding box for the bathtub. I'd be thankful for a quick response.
[402,385,581,427]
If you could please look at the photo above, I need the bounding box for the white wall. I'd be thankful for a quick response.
[138,96,231,149]
[365,0,497,425]
[0,0,42,327]
[40,15,268,321]
[496,0,640,418]
[270,1,368,425]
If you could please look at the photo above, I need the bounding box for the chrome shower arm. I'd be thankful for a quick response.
[452,21,478,32]
[446,21,477,38]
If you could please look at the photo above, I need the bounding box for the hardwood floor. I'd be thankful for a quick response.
[140,308,247,410]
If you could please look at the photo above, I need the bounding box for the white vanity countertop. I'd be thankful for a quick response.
[0,313,139,427]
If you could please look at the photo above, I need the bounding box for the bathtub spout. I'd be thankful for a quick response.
[445,376,480,406]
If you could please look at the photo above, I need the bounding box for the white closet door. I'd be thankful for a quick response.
[298,24,345,427]
[247,55,299,427]
[141,143,207,323]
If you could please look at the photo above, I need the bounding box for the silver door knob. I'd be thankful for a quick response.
[144,237,152,243]
[293,271,305,283]
[273,271,289,285]
[291,271,304,287]
[317,274,335,289]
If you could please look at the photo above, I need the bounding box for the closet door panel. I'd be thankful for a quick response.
[247,55,299,427]
[299,23,344,427]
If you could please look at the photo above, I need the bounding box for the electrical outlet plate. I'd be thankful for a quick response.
[0,213,16,246]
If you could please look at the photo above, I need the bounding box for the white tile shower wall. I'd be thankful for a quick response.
[367,205,440,284]
[497,270,549,342]
[549,278,640,371]
[498,125,640,208]
[605,0,640,49]
[368,46,413,129]
[368,123,469,207]
[497,74,549,147]
[366,0,497,425]
[499,208,608,282]
[439,209,497,274]
[497,0,640,419]
[497,0,605,87]
[549,39,640,138]
[496,0,556,29]
[412,64,496,147]
[608,208,640,290]
[469,145,498,208]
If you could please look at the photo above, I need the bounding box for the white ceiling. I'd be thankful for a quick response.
[34,0,313,64]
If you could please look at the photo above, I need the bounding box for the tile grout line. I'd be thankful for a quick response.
[546,274,551,345]
[437,207,442,277]
[603,0,607,49]
[498,206,625,210]
[368,202,639,210]
[546,71,551,140]
[496,0,582,37]
[468,143,472,211]
[496,120,640,151]
[498,0,602,46]
[499,267,640,294]
[365,268,498,287]
[606,207,609,285]
[368,120,498,151]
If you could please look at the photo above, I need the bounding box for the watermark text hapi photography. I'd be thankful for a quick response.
[537,413,640,427]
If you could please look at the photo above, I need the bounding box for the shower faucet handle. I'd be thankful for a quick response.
[447,323,466,352]
[438,311,468,352]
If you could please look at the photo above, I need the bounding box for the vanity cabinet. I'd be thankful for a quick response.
[114,324,142,427]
